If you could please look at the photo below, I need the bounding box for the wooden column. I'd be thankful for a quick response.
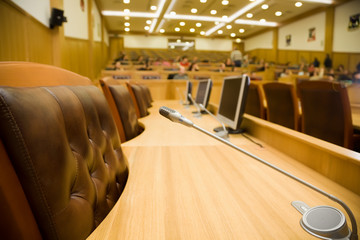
[324,6,334,56]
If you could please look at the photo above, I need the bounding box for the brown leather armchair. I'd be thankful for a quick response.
[244,82,266,119]
[298,80,359,150]
[263,82,300,130]
[126,82,150,118]
[100,77,143,142]
[0,62,129,240]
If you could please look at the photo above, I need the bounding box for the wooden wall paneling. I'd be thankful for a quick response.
[0,1,28,61]
[298,51,311,64]
[277,50,287,64]
[333,53,349,71]
[110,37,124,61]
[26,18,53,64]
[349,53,360,72]
[62,38,90,78]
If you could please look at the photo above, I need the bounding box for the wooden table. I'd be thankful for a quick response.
[87,100,360,240]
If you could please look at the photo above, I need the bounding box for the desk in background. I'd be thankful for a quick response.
[352,104,360,131]
[87,100,360,240]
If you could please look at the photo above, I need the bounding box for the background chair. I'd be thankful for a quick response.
[298,80,359,150]
[100,77,143,142]
[126,82,150,118]
[244,82,266,119]
[263,82,300,130]
[0,62,129,240]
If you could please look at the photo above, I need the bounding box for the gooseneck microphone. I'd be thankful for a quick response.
[159,106,358,240]
[198,103,229,140]
[187,93,202,118]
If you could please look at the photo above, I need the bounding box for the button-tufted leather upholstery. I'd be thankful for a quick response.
[0,62,128,240]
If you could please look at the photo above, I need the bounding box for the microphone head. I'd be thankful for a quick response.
[159,106,194,127]
[159,106,174,118]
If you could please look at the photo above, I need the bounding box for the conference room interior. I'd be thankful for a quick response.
[1,0,360,239]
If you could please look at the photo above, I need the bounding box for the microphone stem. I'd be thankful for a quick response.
[199,104,227,133]
[193,123,358,239]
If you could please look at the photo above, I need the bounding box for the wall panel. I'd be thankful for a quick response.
[0,1,29,61]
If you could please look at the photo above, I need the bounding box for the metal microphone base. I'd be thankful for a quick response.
[292,201,352,240]
[213,126,245,134]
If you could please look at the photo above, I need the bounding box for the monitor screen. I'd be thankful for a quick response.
[185,81,192,104]
[216,75,250,132]
[195,79,212,108]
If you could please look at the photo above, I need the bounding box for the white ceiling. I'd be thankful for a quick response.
[96,0,349,39]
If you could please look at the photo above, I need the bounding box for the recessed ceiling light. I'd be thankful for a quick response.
[146,20,152,24]
[239,28,245,33]
[260,19,266,22]
[170,45,175,49]
[191,8,198,13]
[170,11,176,15]
[175,27,180,32]
[218,30,223,34]
[222,0,229,5]
[124,22,130,26]
[200,31,205,35]
[160,29,165,33]
[123,0,130,4]
[235,19,278,26]
[215,21,219,25]
[144,26,150,30]
[190,28,195,32]
[246,13,253,18]
[124,9,130,13]
[124,27,130,32]
[150,5,157,11]
[210,10,217,15]
[236,38,241,43]
[230,33,236,37]
[124,16,130,20]
[200,0,207,2]
[275,11,282,16]
[261,4,269,9]
[222,15,228,19]
[226,25,232,29]
[295,2,303,7]
[196,22,202,27]
[176,39,181,43]
[180,21,185,26]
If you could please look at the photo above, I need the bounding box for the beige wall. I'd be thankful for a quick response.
[0,0,109,82]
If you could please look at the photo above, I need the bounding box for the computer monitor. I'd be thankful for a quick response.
[215,75,250,134]
[195,79,212,108]
[185,81,193,104]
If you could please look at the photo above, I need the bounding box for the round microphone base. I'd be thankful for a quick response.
[300,206,351,240]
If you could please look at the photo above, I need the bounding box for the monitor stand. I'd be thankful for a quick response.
[192,110,208,114]
[213,126,245,134]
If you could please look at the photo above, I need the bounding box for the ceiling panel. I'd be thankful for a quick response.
[97,0,349,39]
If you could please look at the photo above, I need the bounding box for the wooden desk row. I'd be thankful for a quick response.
[87,100,360,240]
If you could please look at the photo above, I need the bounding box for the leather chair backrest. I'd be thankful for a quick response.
[263,82,300,130]
[139,84,153,108]
[109,85,142,141]
[244,82,266,119]
[0,62,129,240]
[298,80,353,149]
[126,82,149,118]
